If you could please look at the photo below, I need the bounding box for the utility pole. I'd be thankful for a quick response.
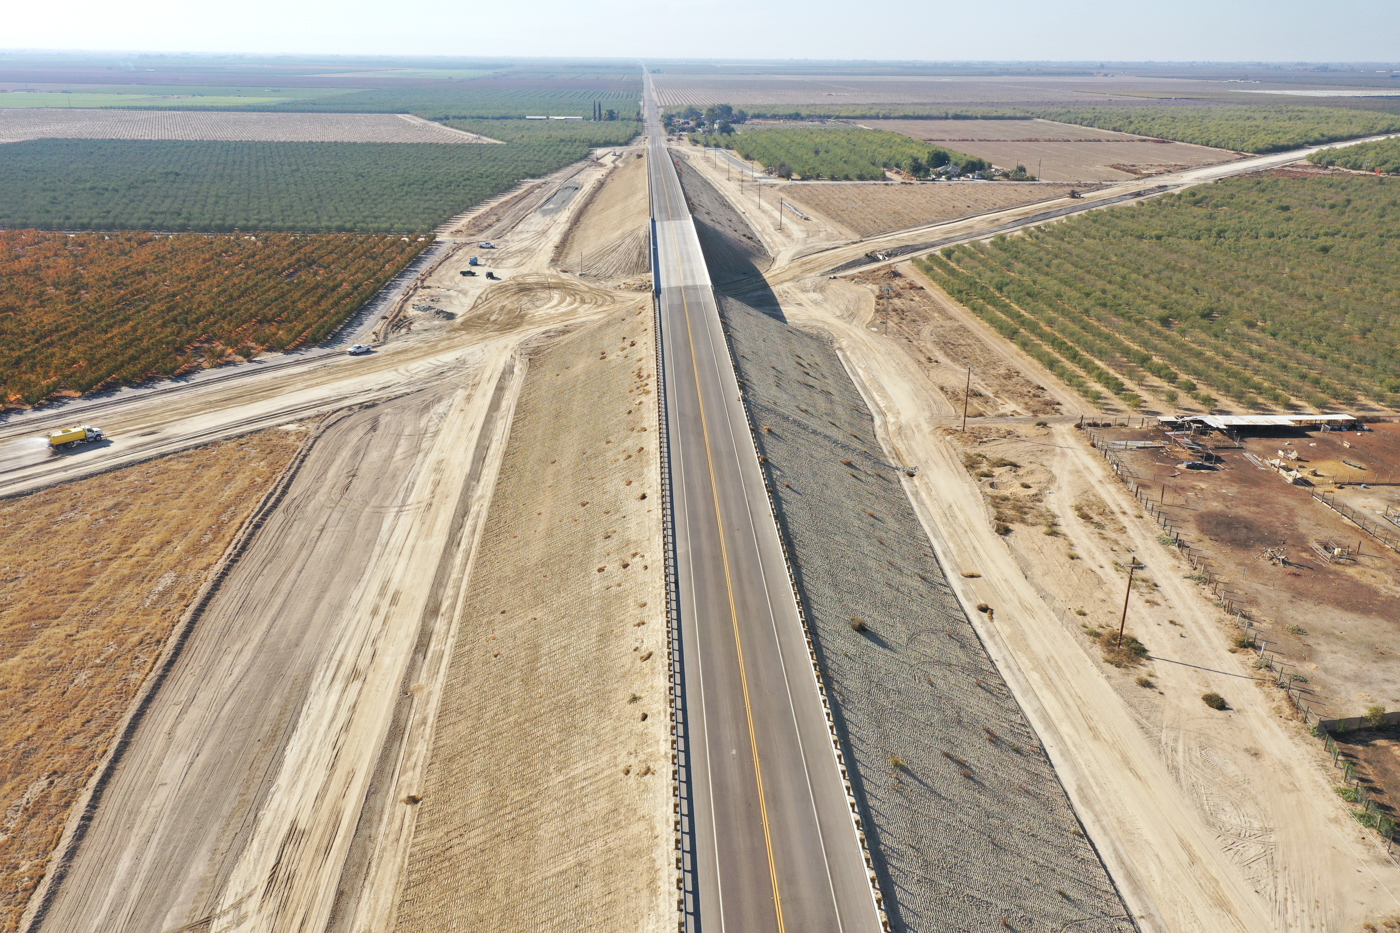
[778,198,783,230]
[1117,560,1146,647]
[961,366,972,432]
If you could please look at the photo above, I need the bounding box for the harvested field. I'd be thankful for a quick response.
[0,428,304,933]
[653,74,1229,109]
[0,230,430,407]
[715,288,1132,931]
[0,109,498,145]
[392,308,671,933]
[866,119,1240,182]
[554,150,652,280]
[781,180,1083,237]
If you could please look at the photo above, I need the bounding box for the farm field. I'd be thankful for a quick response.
[0,428,305,933]
[0,109,499,144]
[0,92,291,109]
[781,180,1082,237]
[439,117,639,146]
[866,118,1240,182]
[0,230,430,406]
[303,82,642,119]
[0,130,631,232]
[652,73,1233,109]
[916,174,1400,412]
[0,56,643,119]
[1310,136,1400,173]
[1021,106,1400,154]
[694,125,973,180]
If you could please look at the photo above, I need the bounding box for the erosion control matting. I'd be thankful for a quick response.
[717,289,1135,933]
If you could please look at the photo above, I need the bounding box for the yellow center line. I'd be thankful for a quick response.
[656,142,786,933]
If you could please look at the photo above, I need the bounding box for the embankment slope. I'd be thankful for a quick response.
[391,307,671,932]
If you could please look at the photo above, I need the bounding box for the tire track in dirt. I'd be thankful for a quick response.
[28,382,490,933]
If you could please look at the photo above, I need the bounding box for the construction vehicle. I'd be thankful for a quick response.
[468,256,480,266]
[47,425,105,449]
[485,271,498,280]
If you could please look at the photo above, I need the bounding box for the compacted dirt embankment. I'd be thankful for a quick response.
[27,377,514,933]
[391,306,671,933]
[554,150,653,281]
[673,150,1132,931]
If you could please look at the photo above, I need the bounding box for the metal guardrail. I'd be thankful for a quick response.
[654,287,697,932]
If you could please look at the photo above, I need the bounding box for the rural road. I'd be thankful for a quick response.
[645,71,883,933]
[762,130,1400,281]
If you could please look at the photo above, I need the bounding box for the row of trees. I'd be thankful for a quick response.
[917,175,1400,412]
[0,131,635,233]
[731,105,1400,154]
[1310,138,1400,174]
[687,126,976,180]
[0,230,429,406]
[1024,106,1400,154]
[240,83,645,120]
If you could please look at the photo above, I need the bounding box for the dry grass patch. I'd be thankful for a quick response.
[782,180,1079,238]
[0,428,303,932]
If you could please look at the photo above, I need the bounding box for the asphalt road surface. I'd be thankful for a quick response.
[645,72,883,933]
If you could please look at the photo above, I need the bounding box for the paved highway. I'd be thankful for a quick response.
[645,71,883,933]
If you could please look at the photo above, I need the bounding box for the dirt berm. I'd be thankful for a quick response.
[391,307,672,932]
[675,161,1134,931]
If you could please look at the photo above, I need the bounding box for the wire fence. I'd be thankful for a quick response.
[1084,427,1398,855]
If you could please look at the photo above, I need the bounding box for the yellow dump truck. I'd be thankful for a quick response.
[47,425,105,449]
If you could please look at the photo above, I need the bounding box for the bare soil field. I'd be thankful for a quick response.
[554,149,651,280]
[0,428,304,933]
[781,179,1083,238]
[866,119,1242,182]
[0,109,498,144]
[652,74,1255,109]
[1090,421,1400,724]
[391,307,671,933]
[810,266,1069,418]
[871,118,1160,142]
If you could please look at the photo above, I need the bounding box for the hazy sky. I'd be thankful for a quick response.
[7,0,1399,63]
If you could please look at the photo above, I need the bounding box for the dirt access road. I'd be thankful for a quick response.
[671,122,1400,928]
[677,132,1400,287]
[767,260,1400,930]
[14,147,658,933]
